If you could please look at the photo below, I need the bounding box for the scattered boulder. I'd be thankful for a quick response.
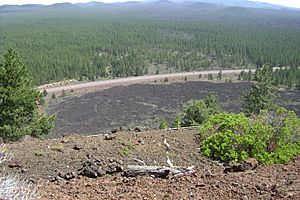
[73,144,83,150]
[62,172,77,180]
[224,158,258,173]
[137,139,144,145]
[8,159,22,168]
[134,127,141,132]
[104,134,116,140]
[78,156,123,178]
[111,127,125,133]
[111,129,118,134]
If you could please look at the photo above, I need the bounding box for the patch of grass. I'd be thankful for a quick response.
[120,147,130,156]
[104,174,112,178]
[50,145,64,152]
[119,140,134,156]
[33,150,45,157]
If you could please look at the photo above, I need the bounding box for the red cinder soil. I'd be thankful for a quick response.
[2,129,300,199]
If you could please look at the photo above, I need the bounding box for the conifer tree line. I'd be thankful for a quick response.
[272,67,300,89]
[239,67,300,89]
[0,10,300,84]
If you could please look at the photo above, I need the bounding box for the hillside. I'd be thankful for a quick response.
[2,129,300,199]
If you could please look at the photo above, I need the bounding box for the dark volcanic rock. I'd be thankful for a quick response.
[78,156,123,178]
[47,82,299,138]
[8,159,23,168]
[73,144,83,150]
[224,158,258,173]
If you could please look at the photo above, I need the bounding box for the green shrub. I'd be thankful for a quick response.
[202,131,254,162]
[174,94,220,127]
[159,118,168,129]
[200,109,300,164]
[179,100,210,127]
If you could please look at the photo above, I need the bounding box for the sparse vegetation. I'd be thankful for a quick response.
[217,70,222,80]
[61,89,66,97]
[51,93,56,99]
[34,150,45,157]
[119,140,134,156]
[42,89,48,97]
[174,93,220,127]
[159,118,168,129]
[50,145,64,152]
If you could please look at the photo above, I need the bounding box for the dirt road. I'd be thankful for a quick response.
[44,69,253,94]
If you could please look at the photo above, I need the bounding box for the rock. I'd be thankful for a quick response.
[50,176,58,182]
[73,144,83,150]
[104,134,116,140]
[255,183,268,191]
[134,127,141,132]
[138,139,144,145]
[111,129,118,134]
[195,183,206,188]
[224,158,258,173]
[78,156,124,178]
[64,172,76,180]
[79,166,98,178]
[8,160,22,168]
[111,127,124,134]
[241,195,249,200]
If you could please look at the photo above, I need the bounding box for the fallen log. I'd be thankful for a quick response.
[124,165,195,178]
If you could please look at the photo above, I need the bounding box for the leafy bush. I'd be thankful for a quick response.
[178,100,210,127]
[200,109,300,164]
[174,94,220,127]
[159,118,168,129]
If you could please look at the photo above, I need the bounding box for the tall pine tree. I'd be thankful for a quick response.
[0,48,55,141]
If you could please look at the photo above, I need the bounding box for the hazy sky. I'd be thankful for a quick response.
[0,0,300,8]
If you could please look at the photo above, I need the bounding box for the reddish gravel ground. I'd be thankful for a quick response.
[2,129,300,200]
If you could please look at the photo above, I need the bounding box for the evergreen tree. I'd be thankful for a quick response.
[217,70,222,80]
[0,49,55,141]
[242,65,277,116]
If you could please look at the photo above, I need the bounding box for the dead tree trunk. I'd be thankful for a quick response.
[124,165,195,178]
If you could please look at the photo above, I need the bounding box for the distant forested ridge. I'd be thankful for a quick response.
[0,1,300,84]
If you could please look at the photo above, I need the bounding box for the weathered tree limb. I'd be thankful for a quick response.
[133,158,146,166]
[124,165,195,178]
